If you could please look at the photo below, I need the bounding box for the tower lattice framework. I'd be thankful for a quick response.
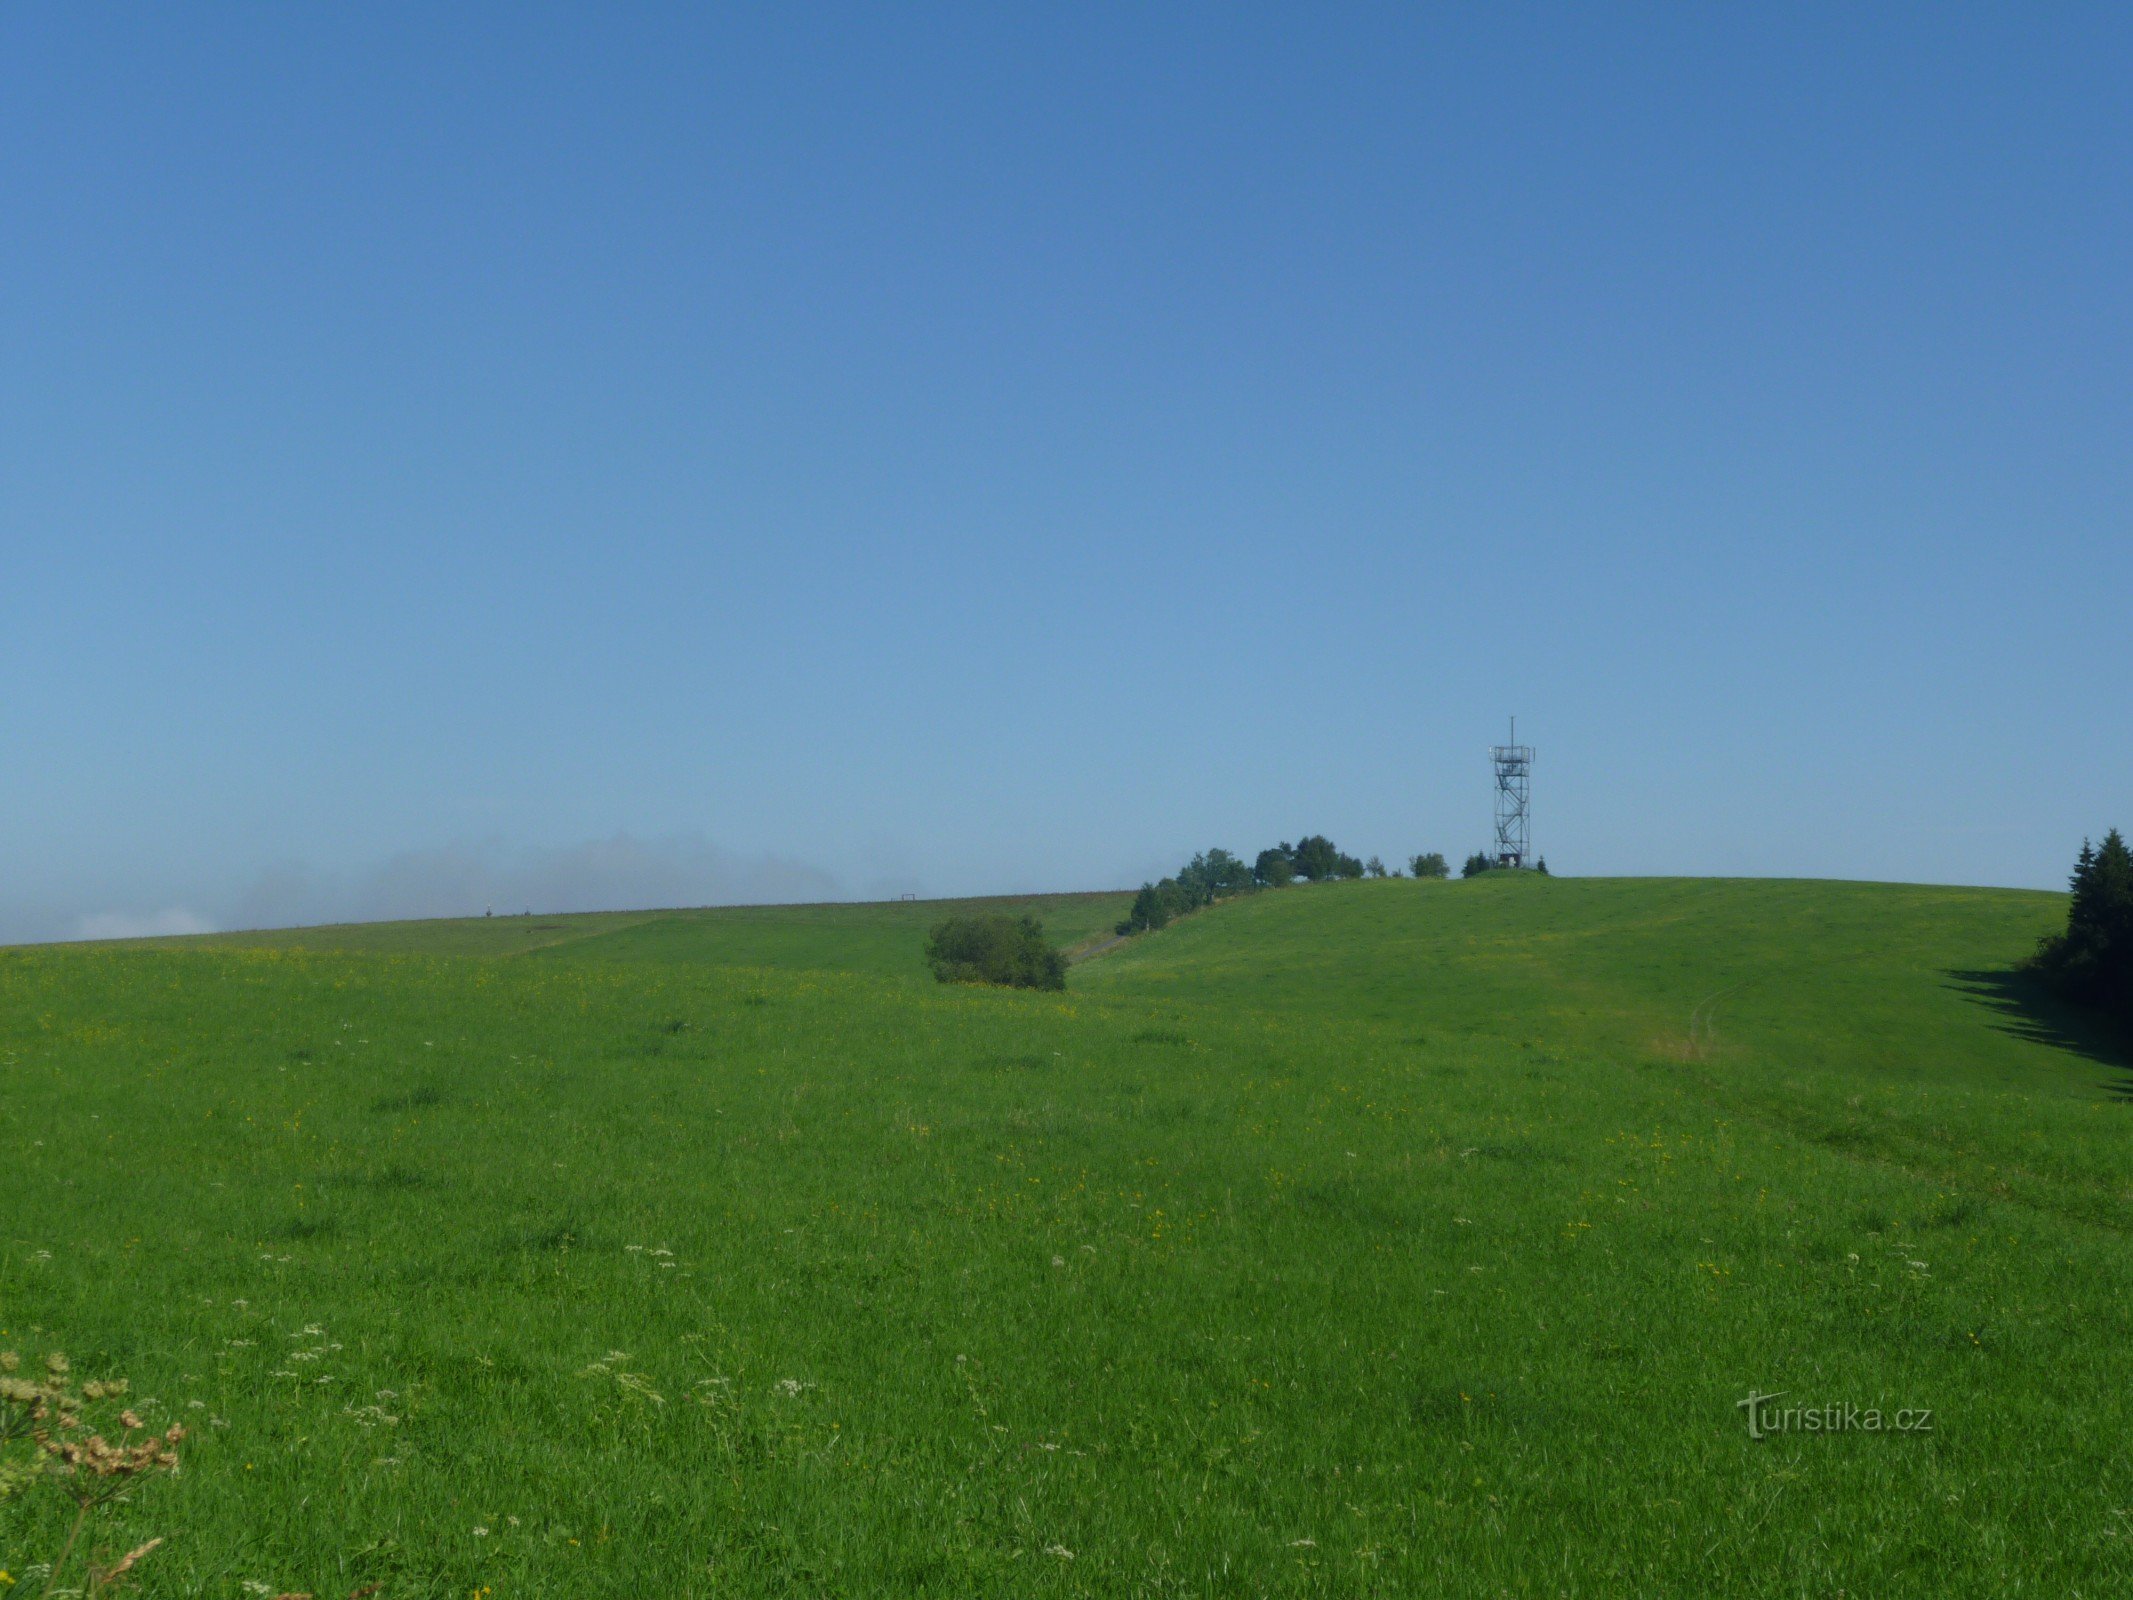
[1490,720,1533,868]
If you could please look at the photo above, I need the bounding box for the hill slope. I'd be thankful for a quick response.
[2,877,2127,1597]
[188,889,1136,971]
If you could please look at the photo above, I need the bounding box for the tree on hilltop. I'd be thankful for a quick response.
[1180,848,1254,902]
[1292,835,1365,881]
[1255,845,1296,887]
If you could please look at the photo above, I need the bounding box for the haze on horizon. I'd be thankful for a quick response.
[4,6,2127,944]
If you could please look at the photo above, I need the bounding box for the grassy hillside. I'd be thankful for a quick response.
[191,889,1136,971]
[3,877,2129,1597]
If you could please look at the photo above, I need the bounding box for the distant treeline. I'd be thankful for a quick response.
[1461,851,1549,877]
[2032,829,2131,1024]
[1119,836,1463,935]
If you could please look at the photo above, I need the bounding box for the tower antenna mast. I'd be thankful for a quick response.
[1490,718,1534,869]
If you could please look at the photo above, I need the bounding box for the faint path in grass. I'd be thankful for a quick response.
[1068,932,1131,964]
[1686,982,1749,1059]
[1066,893,1250,968]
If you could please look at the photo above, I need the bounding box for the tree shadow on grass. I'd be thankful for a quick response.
[1946,966,2133,1098]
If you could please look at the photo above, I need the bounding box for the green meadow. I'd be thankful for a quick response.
[4,875,2130,1596]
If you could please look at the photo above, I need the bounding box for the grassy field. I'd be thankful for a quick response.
[4,875,2130,1596]
[189,890,1136,968]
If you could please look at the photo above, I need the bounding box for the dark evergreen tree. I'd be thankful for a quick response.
[1409,852,1449,880]
[2034,830,2133,1021]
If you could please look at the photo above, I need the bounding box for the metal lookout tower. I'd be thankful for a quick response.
[1491,719,1534,868]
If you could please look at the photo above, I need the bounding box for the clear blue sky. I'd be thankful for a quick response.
[4,5,2128,939]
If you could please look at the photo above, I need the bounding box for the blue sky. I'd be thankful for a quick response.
[4,5,2128,939]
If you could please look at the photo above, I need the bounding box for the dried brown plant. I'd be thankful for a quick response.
[0,1347,183,1599]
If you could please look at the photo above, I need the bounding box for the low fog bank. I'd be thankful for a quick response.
[9,833,853,945]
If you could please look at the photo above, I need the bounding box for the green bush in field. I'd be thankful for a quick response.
[1409,851,1449,879]
[924,914,1066,990]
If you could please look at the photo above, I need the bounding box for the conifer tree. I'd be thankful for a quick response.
[2036,830,2132,1021]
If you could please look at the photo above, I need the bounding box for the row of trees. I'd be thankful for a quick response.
[1118,836,1463,934]
[2033,829,2131,1023]
[1118,846,1266,934]
[1461,852,1550,877]
[1260,835,1365,887]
